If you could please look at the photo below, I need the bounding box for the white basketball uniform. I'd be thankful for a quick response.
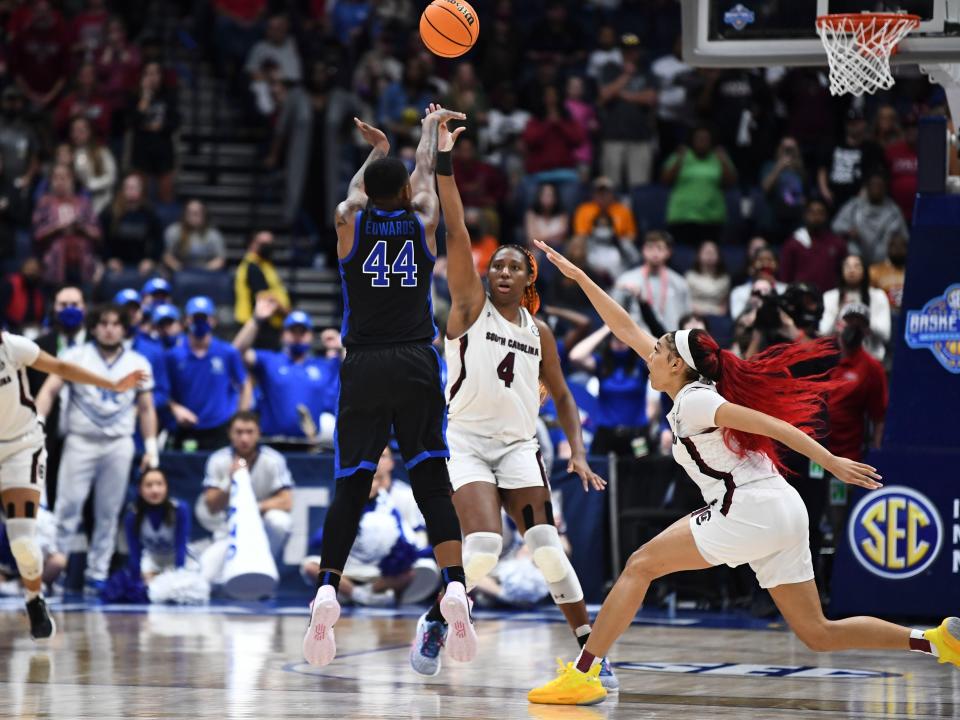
[445,298,548,492]
[670,381,814,589]
[0,332,46,493]
[54,343,153,582]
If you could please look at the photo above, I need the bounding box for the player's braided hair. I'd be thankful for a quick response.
[491,244,540,315]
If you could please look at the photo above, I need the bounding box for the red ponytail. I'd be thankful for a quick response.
[684,330,841,475]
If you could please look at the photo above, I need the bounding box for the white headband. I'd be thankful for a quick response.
[674,329,697,372]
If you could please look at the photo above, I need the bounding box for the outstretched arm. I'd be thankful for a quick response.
[335,118,389,236]
[31,351,145,394]
[714,402,883,489]
[534,239,657,359]
[426,104,484,337]
[538,319,605,492]
[410,107,466,230]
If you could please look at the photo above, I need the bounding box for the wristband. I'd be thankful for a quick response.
[144,437,160,468]
[436,151,453,176]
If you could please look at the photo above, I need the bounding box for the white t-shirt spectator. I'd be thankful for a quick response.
[245,38,302,82]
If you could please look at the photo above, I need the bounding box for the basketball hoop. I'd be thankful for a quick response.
[816,13,921,96]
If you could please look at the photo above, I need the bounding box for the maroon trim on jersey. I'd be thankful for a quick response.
[909,636,933,654]
[679,436,735,516]
[17,369,35,413]
[448,335,469,400]
[535,449,549,488]
[30,447,42,485]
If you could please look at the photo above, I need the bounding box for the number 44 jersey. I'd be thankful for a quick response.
[445,296,541,443]
[339,208,438,348]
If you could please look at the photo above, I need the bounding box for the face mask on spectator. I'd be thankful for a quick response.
[593,225,614,241]
[57,306,84,330]
[841,322,866,351]
[161,334,178,348]
[189,318,211,339]
[285,342,310,357]
[258,245,274,262]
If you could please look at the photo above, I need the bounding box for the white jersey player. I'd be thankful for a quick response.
[35,304,158,596]
[410,105,612,683]
[0,326,145,640]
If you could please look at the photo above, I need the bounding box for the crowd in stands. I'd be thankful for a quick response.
[0,0,929,603]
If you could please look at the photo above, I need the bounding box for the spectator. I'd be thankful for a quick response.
[651,35,699,161]
[196,411,293,566]
[521,84,585,175]
[817,107,884,209]
[586,25,622,81]
[0,257,45,332]
[152,303,184,350]
[32,164,100,287]
[330,0,372,46]
[884,113,918,222]
[685,240,730,316]
[484,84,530,174]
[9,0,69,112]
[451,135,507,220]
[162,200,226,272]
[0,509,64,597]
[831,171,909,266]
[32,143,79,201]
[584,212,638,288]
[597,33,657,189]
[25,285,87,506]
[662,125,736,246]
[443,62,488,126]
[35,303,157,595]
[69,116,117,215]
[233,300,338,441]
[0,87,39,190]
[564,75,598,180]
[94,16,141,120]
[264,72,313,226]
[166,296,249,450]
[464,207,500,274]
[819,254,891,361]
[869,232,908,316]
[245,13,302,84]
[300,446,437,606]
[53,63,112,140]
[378,58,435,146]
[212,0,267,77]
[141,276,172,313]
[780,198,846,294]
[729,246,787,319]
[0,152,30,267]
[613,230,690,332]
[573,176,637,246]
[234,231,291,346]
[825,303,888,530]
[99,173,163,276]
[70,0,110,59]
[525,1,586,68]
[539,236,605,317]
[524,182,568,250]
[568,325,653,457]
[759,136,807,242]
[114,289,171,413]
[872,104,901,147]
[352,33,403,93]
[479,13,522,90]
[129,62,179,204]
[777,69,836,169]
[123,468,193,583]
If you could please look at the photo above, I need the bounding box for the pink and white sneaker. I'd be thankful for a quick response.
[302,585,340,666]
[439,581,477,662]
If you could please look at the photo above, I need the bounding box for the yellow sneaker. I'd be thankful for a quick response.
[528,660,607,706]
[924,617,960,667]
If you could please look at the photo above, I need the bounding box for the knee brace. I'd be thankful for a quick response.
[6,519,42,581]
[462,531,502,589]
[524,524,583,604]
[409,459,460,546]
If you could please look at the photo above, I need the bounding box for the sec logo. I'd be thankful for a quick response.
[848,487,943,580]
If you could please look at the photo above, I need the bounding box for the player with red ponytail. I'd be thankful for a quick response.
[528,239,960,707]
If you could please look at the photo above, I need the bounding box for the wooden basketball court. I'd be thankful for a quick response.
[0,599,955,719]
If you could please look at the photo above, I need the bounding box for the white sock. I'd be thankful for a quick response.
[574,624,592,638]
[25,588,40,602]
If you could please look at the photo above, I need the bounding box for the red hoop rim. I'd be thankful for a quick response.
[816,12,921,31]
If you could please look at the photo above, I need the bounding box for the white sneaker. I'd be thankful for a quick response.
[409,611,447,676]
[302,585,340,666]
[351,585,395,607]
[439,581,477,663]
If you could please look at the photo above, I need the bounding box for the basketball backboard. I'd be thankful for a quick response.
[682,0,960,67]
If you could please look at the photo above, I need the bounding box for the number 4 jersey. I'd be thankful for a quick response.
[445,297,541,442]
[339,207,438,348]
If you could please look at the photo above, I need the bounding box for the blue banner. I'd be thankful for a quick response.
[159,452,611,602]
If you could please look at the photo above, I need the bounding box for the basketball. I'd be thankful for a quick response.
[419,0,479,58]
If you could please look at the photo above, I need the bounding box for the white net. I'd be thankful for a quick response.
[816,14,920,96]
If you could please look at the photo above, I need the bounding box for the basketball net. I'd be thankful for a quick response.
[816,13,921,96]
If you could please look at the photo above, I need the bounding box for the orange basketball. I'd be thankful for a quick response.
[419,0,479,58]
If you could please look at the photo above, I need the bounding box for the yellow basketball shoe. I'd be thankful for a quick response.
[528,660,607,706]
[924,617,960,667]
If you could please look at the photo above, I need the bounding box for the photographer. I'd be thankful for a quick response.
[734,282,823,359]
